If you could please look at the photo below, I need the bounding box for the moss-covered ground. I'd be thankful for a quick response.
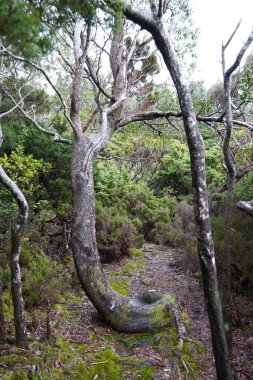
[0,245,206,379]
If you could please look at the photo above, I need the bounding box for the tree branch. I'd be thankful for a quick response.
[1,88,72,144]
[0,89,35,119]
[0,44,74,129]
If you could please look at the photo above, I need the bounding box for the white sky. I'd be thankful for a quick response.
[190,0,253,88]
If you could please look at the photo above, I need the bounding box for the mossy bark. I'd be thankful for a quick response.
[71,136,177,332]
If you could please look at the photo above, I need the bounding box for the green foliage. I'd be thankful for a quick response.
[212,211,253,290]
[20,242,70,307]
[0,145,51,198]
[1,123,72,205]
[94,158,177,258]
[96,201,144,262]
[151,139,192,197]
[109,278,129,296]
[0,0,52,57]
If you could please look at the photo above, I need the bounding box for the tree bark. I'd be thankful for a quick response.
[121,3,232,379]
[71,131,177,332]
[237,199,253,216]
[68,20,178,333]
[0,166,28,348]
[221,61,236,356]
[221,25,253,354]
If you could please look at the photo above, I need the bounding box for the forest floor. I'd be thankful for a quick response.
[0,243,252,379]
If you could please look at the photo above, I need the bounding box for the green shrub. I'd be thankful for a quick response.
[96,202,143,262]
[21,246,70,307]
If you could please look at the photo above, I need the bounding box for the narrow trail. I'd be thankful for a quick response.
[1,243,252,379]
[103,243,252,379]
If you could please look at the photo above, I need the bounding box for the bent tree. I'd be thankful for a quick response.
[70,20,180,332]
[1,18,181,333]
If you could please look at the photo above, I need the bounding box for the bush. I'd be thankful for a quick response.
[96,202,143,262]
[21,243,70,307]
[166,200,199,270]
[211,211,253,291]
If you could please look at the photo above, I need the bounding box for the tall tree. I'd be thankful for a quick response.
[0,18,182,333]
[103,0,232,378]
[221,21,253,352]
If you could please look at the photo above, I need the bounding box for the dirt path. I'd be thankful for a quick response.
[104,243,252,379]
[0,243,252,379]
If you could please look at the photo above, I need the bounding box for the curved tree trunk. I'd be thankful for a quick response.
[71,130,177,332]
[0,166,28,348]
[68,19,179,333]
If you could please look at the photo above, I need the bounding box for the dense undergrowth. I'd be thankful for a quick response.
[0,250,205,380]
[0,120,252,378]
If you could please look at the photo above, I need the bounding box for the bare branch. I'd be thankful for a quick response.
[86,58,114,101]
[223,20,241,50]
[237,199,253,217]
[0,44,74,129]
[225,26,253,80]
[0,89,35,119]
[1,88,71,144]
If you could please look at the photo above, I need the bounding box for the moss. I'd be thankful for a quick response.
[129,247,144,258]
[141,279,154,286]
[4,370,29,380]
[71,348,121,380]
[108,278,129,296]
[141,365,154,379]
[3,289,14,321]
[123,258,145,274]
[194,271,202,279]
[110,271,122,276]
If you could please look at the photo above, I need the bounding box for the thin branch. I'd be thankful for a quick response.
[158,0,163,18]
[117,110,253,131]
[223,20,241,50]
[2,88,71,144]
[225,26,253,80]
[0,44,74,129]
[0,89,35,119]
[86,58,114,101]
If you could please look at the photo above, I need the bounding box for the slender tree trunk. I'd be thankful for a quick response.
[222,174,234,351]
[122,5,232,379]
[0,166,28,348]
[0,279,6,342]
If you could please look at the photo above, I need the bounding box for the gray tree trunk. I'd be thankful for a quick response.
[221,26,253,354]
[0,166,28,348]
[222,68,236,355]
[121,3,232,379]
[71,121,178,331]
[69,20,178,332]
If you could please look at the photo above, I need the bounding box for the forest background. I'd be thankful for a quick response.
[0,1,252,379]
